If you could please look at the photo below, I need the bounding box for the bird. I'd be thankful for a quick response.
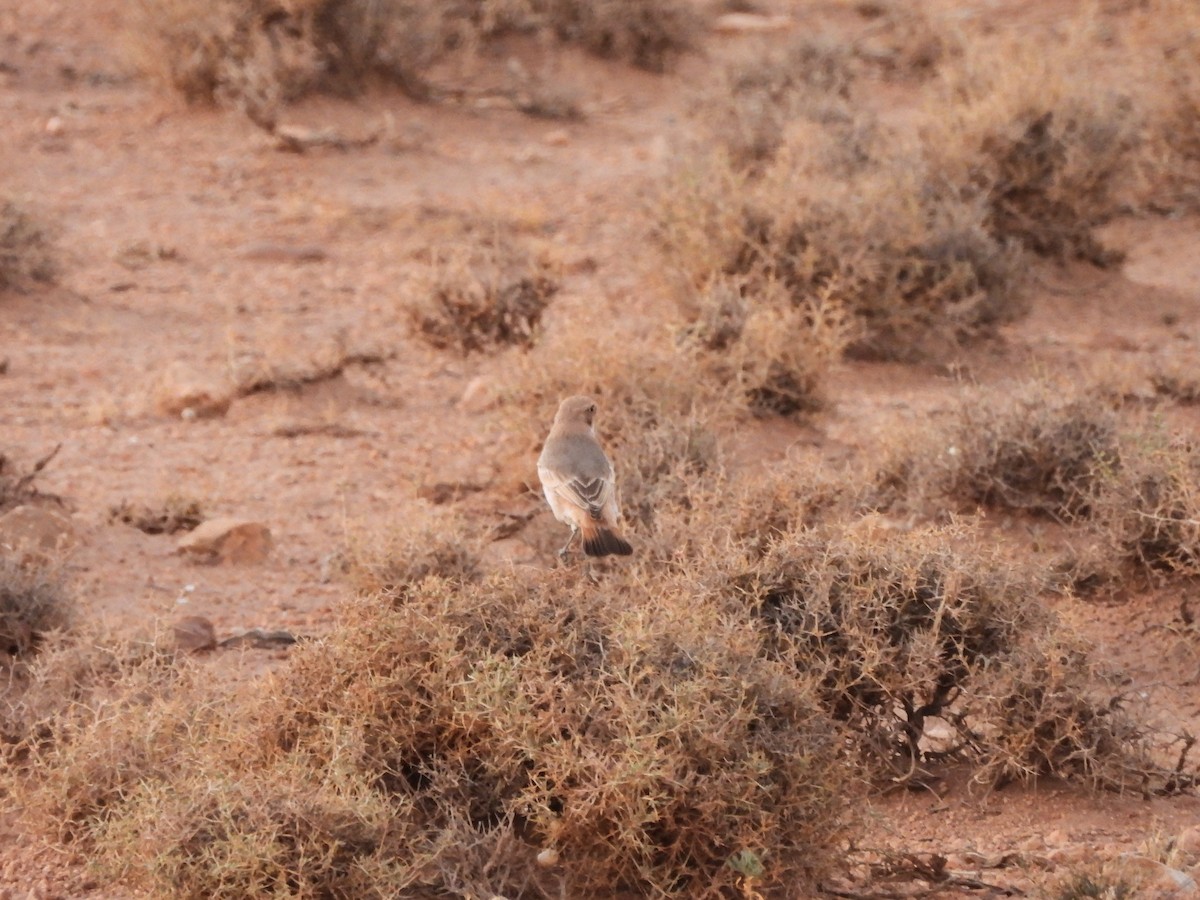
[537,395,633,559]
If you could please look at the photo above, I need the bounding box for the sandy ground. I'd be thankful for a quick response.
[3,0,1200,896]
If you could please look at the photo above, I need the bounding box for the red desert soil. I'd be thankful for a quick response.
[2,0,1200,896]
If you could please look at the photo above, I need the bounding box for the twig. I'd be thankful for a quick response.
[12,442,61,496]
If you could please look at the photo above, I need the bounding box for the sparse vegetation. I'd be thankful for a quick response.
[129,0,702,123]
[660,136,1026,361]
[108,495,205,535]
[0,559,72,663]
[407,241,558,355]
[10,0,1200,896]
[0,200,56,291]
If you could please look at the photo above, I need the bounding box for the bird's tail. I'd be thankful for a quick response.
[581,520,633,557]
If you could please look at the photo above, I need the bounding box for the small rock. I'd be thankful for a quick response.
[458,375,499,413]
[1019,833,1048,852]
[0,505,76,562]
[543,129,570,147]
[237,242,328,264]
[1046,844,1091,868]
[536,848,559,868]
[711,13,793,34]
[44,115,64,135]
[1118,855,1198,894]
[173,615,217,652]
[1178,825,1200,864]
[153,363,232,420]
[177,518,273,565]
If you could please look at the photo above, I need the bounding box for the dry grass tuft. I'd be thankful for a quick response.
[0,200,56,291]
[406,241,559,355]
[0,559,72,664]
[108,495,205,535]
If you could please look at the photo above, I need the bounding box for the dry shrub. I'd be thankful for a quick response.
[928,28,1142,265]
[1053,867,1139,900]
[340,514,485,601]
[701,35,858,171]
[731,524,1160,791]
[972,630,1156,792]
[130,0,701,121]
[868,380,1200,587]
[0,446,62,514]
[543,0,701,73]
[679,277,852,417]
[0,200,56,291]
[738,526,1035,780]
[853,1,959,79]
[926,385,1120,521]
[1093,432,1200,578]
[14,571,854,898]
[128,0,455,121]
[244,575,854,898]
[97,771,401,899]
[407,240,558,355]
[660,137,1026,361]
[1135,0,1200,212]
[108,495,205,535]
[1,634,189,841]
[0,559,72,663]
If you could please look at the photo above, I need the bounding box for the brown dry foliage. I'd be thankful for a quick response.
[0,200,56,291]
[0,560,72,665]
[129,0,701,122]
[726,524,1154,790]
[660,137,1025,362]
[108,495,205,535]
[869,380,1200,589]
[3,454,1186,896]
[928,27,1143,266]
[6,572,856,898]
[926,387,1120,522]
[678,276,852,417]
[407,241,559,355]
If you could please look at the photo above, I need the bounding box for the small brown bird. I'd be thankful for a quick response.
[538,395,633,559]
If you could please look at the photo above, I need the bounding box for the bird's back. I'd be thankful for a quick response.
[538,430,613,481]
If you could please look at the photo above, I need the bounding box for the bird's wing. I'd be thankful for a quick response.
[544,469,614,520]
